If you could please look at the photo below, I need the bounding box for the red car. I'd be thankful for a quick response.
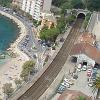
[87,69,92,77]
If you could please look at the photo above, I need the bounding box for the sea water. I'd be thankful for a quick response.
[0,15,20,64]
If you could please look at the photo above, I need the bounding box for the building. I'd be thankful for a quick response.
[58,90,92,100]
[21,0,52,21]
[70,32,100,66]
[41,12,57,29]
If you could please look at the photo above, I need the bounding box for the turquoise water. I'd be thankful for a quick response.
[0,54,11,64]
[0,15,20,64]
[0,15,20,51]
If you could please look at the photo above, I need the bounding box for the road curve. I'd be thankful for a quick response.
[13,18,84,100]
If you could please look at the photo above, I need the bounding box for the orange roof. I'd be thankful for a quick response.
[58,90,92,100]
[77,32,96,45]
[71,43,100,64]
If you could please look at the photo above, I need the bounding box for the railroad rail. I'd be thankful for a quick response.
[11,18,84,100]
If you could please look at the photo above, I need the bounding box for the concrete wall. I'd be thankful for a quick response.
[42,0,52,11]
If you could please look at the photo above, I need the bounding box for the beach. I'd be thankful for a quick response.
[0,10,29,98]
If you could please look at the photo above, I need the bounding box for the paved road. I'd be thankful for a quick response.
[10,18,84,100]
[0,7,44,60]
[87,12,97,33]
[0,7,46,70]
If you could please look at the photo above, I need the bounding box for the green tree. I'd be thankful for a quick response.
[66,15,76,25]
[57,15,66,33]
[0,0,12,7]
[71,0,85,9]
[40,27,60,41]
[87,0,100,11]
[15,78,22,88]
[61,1,73,10]
[76,96,86,100]
[52,0,67,7]
[82,0,89,9]
[93,76,100,89]
[53,0,85,9]
[20,60,35,81]
[2,83,14,98]
[83,12,91,29]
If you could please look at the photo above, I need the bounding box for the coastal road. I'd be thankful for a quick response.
[12,18,84,100]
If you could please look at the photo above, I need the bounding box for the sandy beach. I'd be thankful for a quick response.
[0,10,29,98]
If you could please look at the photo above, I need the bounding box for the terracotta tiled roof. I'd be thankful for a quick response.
[77,32,96,45]
[58,90,92,100]
[71,43,100,64]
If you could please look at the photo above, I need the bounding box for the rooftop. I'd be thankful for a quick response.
[71,43,100,64]
[58,90,92,100]
[70,32,100,64]
[42,12,57,23]
[76,32,96,45]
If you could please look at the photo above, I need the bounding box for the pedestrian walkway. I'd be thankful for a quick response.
[87,12,97,33]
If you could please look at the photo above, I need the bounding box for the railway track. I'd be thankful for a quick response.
[12,18,84,100]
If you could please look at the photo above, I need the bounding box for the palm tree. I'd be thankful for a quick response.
[94,77,100,88]
[93,76,100,93]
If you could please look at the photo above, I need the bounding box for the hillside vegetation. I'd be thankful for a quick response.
[0,0,12,7]
[52,0,100,11]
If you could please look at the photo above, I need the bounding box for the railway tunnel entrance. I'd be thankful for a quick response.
[77,13,85,19]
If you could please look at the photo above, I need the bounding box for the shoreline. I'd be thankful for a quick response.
[0,10,30,99]
[0,10,29,60]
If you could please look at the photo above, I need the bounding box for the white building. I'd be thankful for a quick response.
[21,0,52,21]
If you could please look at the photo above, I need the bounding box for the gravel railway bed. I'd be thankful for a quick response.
[13,18,84,100]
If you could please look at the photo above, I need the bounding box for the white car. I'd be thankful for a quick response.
[61,82,70,88]
[88,82,93,87]
[77,64,82,69]
[64,78,73,85]
[82,65,87,71]
[64,78,69,83]
[77,64,82,72]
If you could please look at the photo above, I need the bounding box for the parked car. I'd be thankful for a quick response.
[63,78,69,83]
[87,68,92,77]
[82,65,87,71]
[92,73,96,81]
[92,68,97,74]
[88,82,93,87]
[57,85,66,94]
[64,78,74,85]
[61,82,70,88]
[77,64,82,72]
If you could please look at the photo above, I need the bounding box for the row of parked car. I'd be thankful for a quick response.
[76,63,98,87]
[57,78,75,94]
[21,35,30,47]
[38,40,52,47]
[87,67,98,87]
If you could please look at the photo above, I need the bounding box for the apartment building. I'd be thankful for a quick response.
[21,0,52,21]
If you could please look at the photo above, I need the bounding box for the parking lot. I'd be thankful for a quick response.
[55,58,99,100]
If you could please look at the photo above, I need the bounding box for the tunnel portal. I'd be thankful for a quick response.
[77,13,85,19]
